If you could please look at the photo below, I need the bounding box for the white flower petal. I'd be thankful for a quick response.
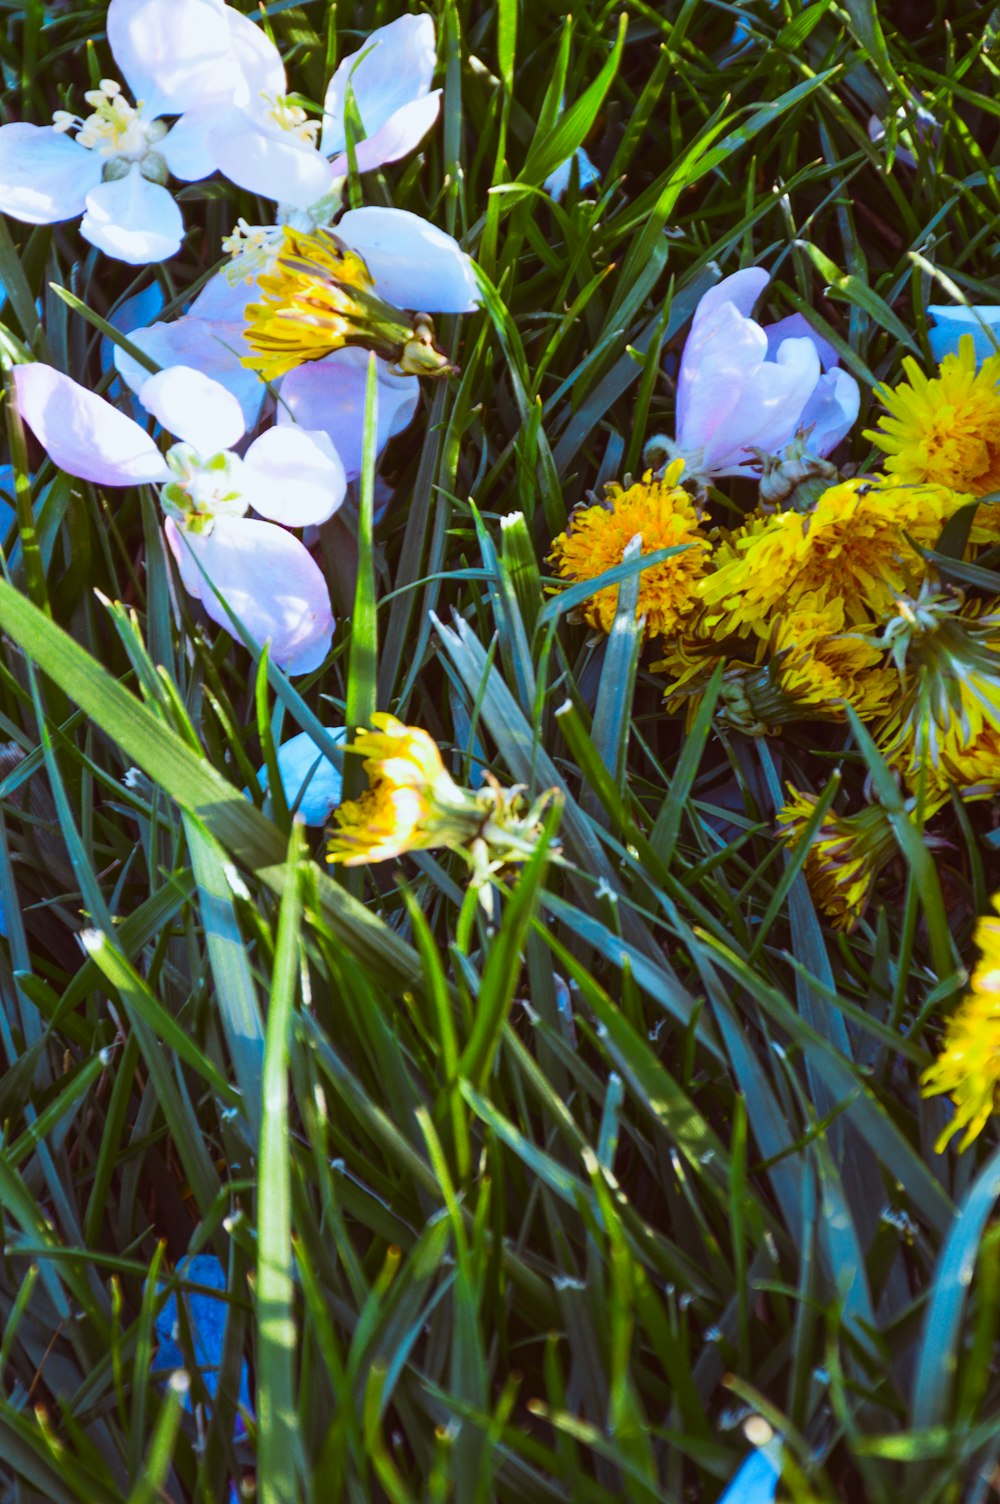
[327,91,441,178]
[928,304,1000,365]
[189,265,262,323]
[256,727,346,825]
[224,5,286,102]
[159,110,224,182]
[167,515,334,675]
[242,427,346,526]
[80,166,183,265]
[691,267,769,327]
[544,146,601,202]
[321,14,436,156]
[138,365,245,451]
[338,206,479,313]
[209,114,334,211]
[101,283,166,389]
[277,348,419,480]
[115,315,266,433]
[107,0,240,118]
[796,367,860,457]
[0,124,103,225]
[14,364,169,487]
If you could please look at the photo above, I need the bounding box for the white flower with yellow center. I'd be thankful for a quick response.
[14,360,347,675]
[0,0,286,262]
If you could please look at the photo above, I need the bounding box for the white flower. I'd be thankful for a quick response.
[0,0,274,263]
[927,304,1000,365]
[14,362,344,674]
[204,13,441,211]
[254,727,346,825]
[114,204,479,475]
[674,268,859,481]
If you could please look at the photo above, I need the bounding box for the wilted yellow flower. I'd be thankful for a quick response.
[243,226,453,382]
[328,715,463,865]
[868,335,1000,496]
[923,896,1000,1151]
[876,586,1000,774]
[328,713,556,879]
[548,464,711,638]
[655,596,894,731]
[777,788,897,931]
[697,480,959,638]
[765,600,895,721]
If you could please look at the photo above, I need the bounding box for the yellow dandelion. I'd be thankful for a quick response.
[923,896,1000,1151]
[777,788,897,932]
[716,613,892,734]
[243,225,453,382]
[868,335,1000,496]
[548,463,711,639]
[697,480,962,637]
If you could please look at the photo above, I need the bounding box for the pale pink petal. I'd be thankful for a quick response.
[338,206,479,312]
[796,367,860,457]
[242,427,346,526]
[167,515,334,674]
[327,91,441,177]
[80,167,183,265]
[321,14,436,157]
[209,114,334,211]
[704,337,821,473]
[677,299,765,455]
[0,124,103,225]
[14,364,169,486]
[277,349,419,480]
[138,365,245,451]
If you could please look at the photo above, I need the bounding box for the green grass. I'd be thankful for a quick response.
[0,0,999,1499]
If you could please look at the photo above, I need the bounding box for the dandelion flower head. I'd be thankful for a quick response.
[548,462,711,638]
[868,335,1000,497]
